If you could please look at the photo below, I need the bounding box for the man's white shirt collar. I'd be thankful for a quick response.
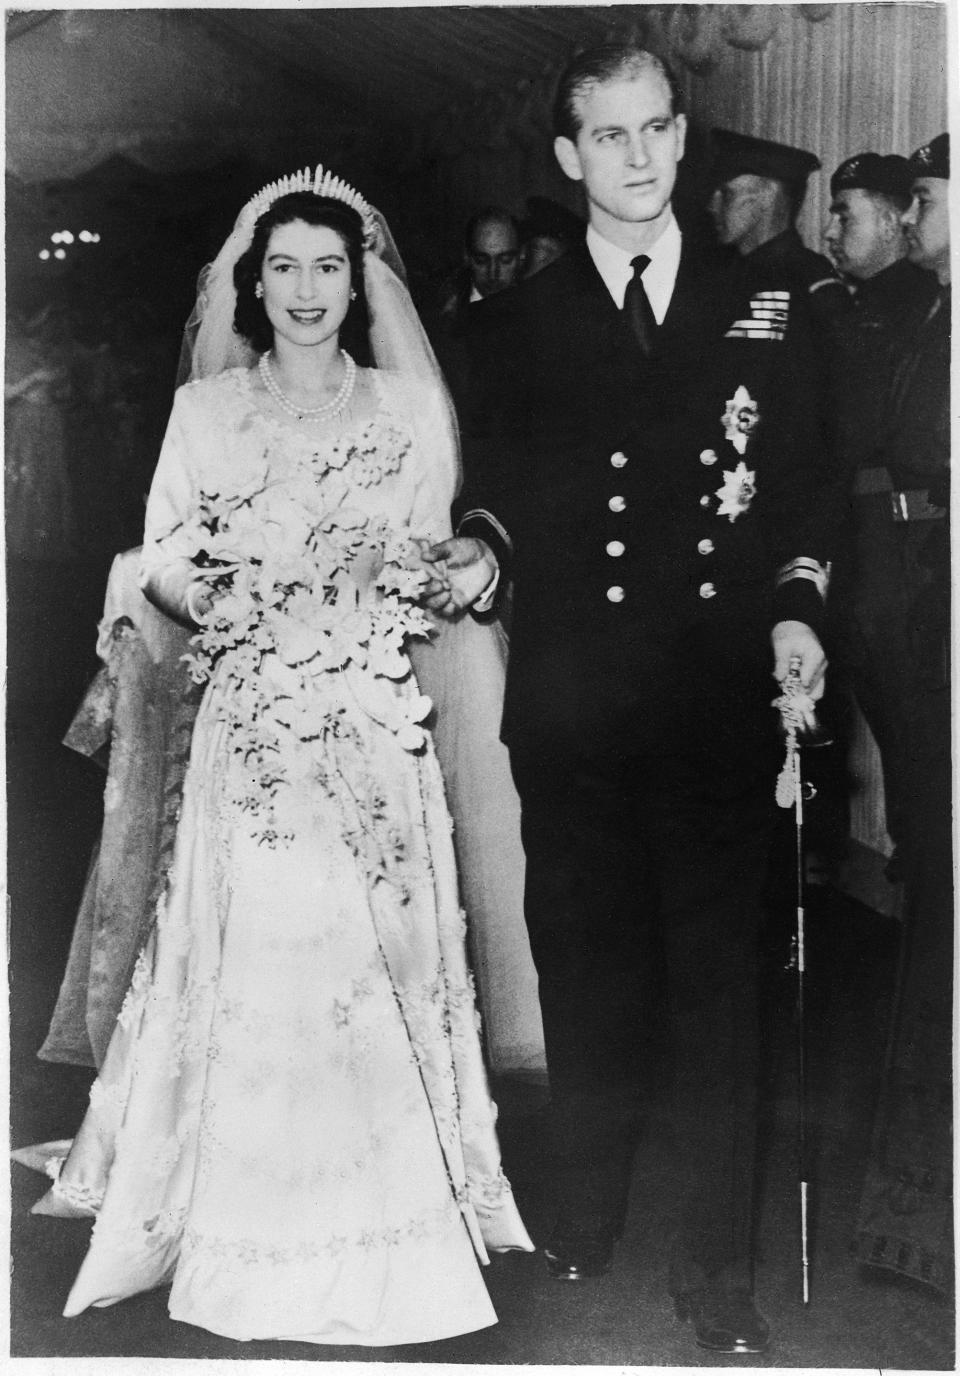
[587,215,682,323]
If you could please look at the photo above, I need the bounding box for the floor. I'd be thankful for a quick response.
[6,672,956,1371]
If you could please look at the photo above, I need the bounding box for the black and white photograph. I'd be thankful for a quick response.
[5,3,955,1370]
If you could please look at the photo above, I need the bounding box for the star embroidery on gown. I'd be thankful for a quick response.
[721,385,760,454]
[715,462,757,522]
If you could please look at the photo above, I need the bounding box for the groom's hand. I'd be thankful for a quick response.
[771,620,826,729]
[420,537,498,618]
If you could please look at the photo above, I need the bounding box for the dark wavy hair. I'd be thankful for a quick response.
[233,191,371,362]
[552,44,683,143]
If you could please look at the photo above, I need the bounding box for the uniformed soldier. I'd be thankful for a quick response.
[884,133,951,855]
[709,128,850,331]
[823,152,939,861]
[825,151,937,469]
[423,44,834,1356]
[854,132,952,1297]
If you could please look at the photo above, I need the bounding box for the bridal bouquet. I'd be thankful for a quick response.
[159,471,435,848]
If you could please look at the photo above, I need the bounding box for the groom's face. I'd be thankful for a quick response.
[554,68,686,235]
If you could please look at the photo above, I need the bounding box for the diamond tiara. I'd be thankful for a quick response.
[239,164,377,245]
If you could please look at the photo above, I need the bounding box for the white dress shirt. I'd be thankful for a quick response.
[586,215,682,323]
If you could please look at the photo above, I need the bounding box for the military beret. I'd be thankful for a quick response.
[907,133,949,180]
[711,129,821,188]
[830,152,914,200]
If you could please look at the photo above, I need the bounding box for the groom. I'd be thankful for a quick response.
[426,44,834,1355]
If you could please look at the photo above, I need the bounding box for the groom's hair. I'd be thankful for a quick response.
[552,44,683,143]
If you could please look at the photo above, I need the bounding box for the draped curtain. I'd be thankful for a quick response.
[416,3,949,260]
[677,3,950,250]
[7,7,949,262]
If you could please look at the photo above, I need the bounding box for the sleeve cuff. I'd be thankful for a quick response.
[773,558,830,632]
[457,508,512,586]
[775,557,831,599]
[472,566,501,615]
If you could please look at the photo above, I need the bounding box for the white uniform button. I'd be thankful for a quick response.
[606,585,625,603]
[610,450,628,468]
[697,538,714,555]
[699,581,717,599]
[700,449,719,466]
[700,494,712,508]
[608,495,626,513]
[606,540,625,557]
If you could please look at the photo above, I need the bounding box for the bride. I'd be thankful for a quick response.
[28,166,533,1345]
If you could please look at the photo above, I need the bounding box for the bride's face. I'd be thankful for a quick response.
[259,219,353,352]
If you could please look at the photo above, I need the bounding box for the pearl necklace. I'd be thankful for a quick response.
[258,349,357,422]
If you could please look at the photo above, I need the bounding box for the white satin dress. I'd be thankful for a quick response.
[41,367,533,1345]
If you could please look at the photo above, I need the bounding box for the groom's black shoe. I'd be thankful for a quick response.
[543,1222,616,1280]
[674,1286,771,1353]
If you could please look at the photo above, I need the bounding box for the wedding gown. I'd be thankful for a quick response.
[38,366,533,1344]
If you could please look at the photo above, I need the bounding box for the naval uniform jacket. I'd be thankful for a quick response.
[737,227,851,334]
[454,236,833,767]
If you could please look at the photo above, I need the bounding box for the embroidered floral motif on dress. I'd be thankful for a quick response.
[180,1202,458,1265]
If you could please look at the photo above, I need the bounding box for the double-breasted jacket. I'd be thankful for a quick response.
[453,238,835,767]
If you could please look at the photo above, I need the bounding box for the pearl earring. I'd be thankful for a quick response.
[350,288,357,301]
[255,282,264,299]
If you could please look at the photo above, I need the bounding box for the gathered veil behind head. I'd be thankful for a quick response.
[362,239,462,508]
[177,184,461,503]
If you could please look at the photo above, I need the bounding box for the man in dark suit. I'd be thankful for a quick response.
[432,207,526,326]
[424,45,833,1355]
[427,207,527,430]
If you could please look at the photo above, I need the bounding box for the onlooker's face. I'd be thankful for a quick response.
[260,220,352,351]
[902,177,950,282]
[824,188,902,280]
[466,220,524,297]
[554,71,686,241]
[709,175,764,249]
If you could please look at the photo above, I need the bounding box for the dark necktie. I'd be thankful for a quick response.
[623,254,657,357]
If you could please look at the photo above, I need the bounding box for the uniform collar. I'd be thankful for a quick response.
[854,257,935,310]
[586,215,682,323]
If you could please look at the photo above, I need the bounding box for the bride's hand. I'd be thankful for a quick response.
[186,564,239,624]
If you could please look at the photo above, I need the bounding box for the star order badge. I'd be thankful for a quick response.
[716,462,757,522]
[721,386,760,454]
